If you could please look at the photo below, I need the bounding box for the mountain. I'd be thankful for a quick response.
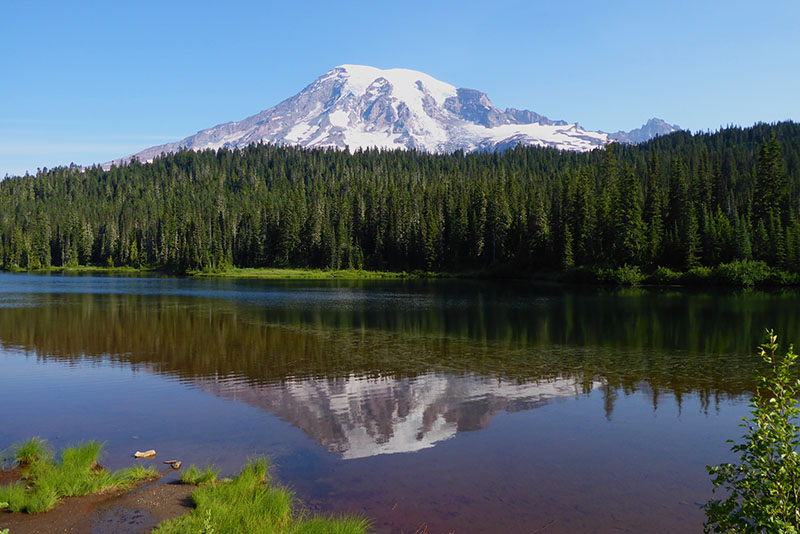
[608,118,680,143]
[110,65,679,166]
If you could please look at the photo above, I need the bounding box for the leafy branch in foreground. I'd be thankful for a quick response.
[704,329,800,533]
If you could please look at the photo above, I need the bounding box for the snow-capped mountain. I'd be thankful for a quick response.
[608,118,680,144]
[111,65,679,166]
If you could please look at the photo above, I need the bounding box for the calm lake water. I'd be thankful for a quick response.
[1,273,797,533]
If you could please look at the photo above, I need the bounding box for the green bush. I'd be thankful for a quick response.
[563,265,645,286]
[768,268,800,286]
[599,265,645,286]
[680,266,715,284]
[714,260,772,287]
[704,330,800,532]
[647,266,681,285]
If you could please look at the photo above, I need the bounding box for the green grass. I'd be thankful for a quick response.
[11,437,53,466]
[17,264,156,275]
[186,266,439,280]
[0,438,157,513]
[179,464,219,486]
[155,458,370,534]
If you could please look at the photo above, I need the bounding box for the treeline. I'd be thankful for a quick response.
[1,121,799,274]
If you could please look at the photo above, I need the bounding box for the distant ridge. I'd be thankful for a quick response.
[608,118,680,144]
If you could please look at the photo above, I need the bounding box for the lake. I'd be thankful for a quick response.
[1,273,796,533]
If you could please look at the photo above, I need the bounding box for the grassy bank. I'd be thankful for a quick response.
[186,266,442,280]
[1,439,369,532]
[155,459,369,534]
[4,264,158,275]
[1,264,442,280]
[3,259,800,287]
[0,438,156,513]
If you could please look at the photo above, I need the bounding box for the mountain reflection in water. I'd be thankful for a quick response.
[194,373,596,459]
[0,278,796,456]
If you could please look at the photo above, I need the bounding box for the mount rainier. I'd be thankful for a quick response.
[112,65,679,166]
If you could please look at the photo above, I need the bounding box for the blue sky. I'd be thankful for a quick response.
[2,0,798,177]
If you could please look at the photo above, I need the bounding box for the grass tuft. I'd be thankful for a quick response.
[12,437,53,466]
[24,485,59,513]
[0,483,27,512]
[0,438,157,513]
[155,458,369,534]
[180,464,219,486]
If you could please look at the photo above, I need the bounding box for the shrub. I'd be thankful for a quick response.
[647,266,681,285]
[704,330,800,532]
[715,260,772,287]
[611,265,645,286]
[768,268,800,286]
[681,266,715,285]
[603,265,645,286]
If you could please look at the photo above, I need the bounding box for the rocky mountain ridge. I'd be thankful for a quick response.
[110,65,679,167]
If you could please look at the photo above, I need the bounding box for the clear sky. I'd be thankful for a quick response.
[2,0,798,177]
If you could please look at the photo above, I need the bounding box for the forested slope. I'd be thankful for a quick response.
[1,122,798,276]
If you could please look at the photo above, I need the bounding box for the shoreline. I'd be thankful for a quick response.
[1,260,799,287]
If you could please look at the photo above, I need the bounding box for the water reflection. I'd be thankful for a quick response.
[194,373,596,459]
[0,281,791,395]
[1,275,791,532]
[0,277,794,454]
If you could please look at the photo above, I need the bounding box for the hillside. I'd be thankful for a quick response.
[1,122,798,277]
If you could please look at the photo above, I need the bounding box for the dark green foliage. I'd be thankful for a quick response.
[1,122,799,276]
[704,330,800,533]
[648,266,681,284]
[600,265,645,286]
[714,260,773,287]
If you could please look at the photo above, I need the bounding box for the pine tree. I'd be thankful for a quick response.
[613,165,644,265]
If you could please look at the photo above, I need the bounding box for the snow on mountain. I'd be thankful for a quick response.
[109,65,678,167]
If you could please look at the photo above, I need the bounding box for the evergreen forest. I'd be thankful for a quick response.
[1,121,798,280]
